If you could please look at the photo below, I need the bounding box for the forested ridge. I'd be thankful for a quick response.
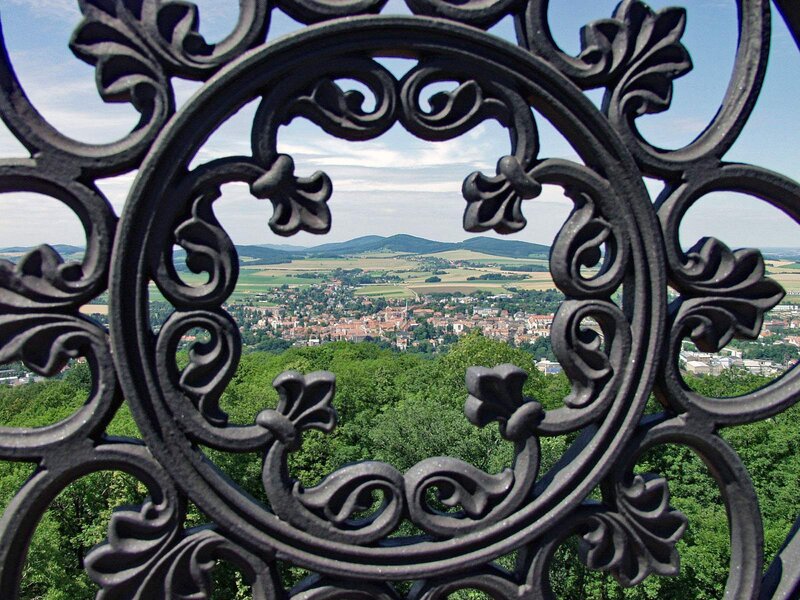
[0,334,797,599]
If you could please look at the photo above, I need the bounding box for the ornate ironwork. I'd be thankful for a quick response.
[0,0,797,597]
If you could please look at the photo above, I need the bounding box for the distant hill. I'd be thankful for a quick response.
[234,245,295,264]
[6,241,797,263]
[763,247,800,260]
[375,234,454,254]
[294,235,388,255]
[276,235,548,258]
[257,243,312,252]
[305,234,453,255]
[1,235,552,265]
[460,237,549,258]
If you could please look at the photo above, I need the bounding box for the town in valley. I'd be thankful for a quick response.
[1,235,798,385]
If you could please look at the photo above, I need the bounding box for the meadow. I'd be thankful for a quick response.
[242,254,800,299]
[234,250,563,298]
[85,252,800,310]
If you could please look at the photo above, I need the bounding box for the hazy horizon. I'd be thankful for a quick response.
[2,233,799,255]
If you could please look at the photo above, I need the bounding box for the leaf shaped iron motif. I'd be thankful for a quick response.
[177,329,238,427]
[404,364,541,538]
[85,498,181,599]
[292,77,397,140]
[579,474,687,587]
[464,363,543,441]
[7,244,77,285]
[578,0,693,115]
[255,367,540,541]
[251,154,333,236]
[257,370,337,444]
[671,237,785,352]
[87,503,277,599]
[399,64,540,234]
[0,167,118,309]
[153,0,211,60]
[0,246,84,309]
[254,62,398,157]
[651,164,799,428]
[401,75,515,139]
[249,65,398,237]
[295,462,406,527]
[73,0,272,79]
[250,60,539,238]
[71,1,168,109]
[0,310,123,459]
[462,156,542,234]
[258,371,406,543]
[0,313,103,376]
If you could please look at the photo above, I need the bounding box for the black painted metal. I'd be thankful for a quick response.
[0,0,796,597]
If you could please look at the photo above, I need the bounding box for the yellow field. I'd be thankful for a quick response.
[139,251,800,300]
[423,249,506,261]
[244,256,421,275]
[772,273,800,293]
[423,249,547,263]
[409,284,506,295]
[79,304,110,315]
[354,286,415,298]
[511,279,561,291]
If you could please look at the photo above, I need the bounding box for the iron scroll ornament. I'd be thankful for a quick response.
[112,17,664,576]
[0,1,796,599]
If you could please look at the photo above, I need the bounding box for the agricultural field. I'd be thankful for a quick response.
[354,285,415,298]
[772,274,800,294]
[422,249,512,261]
[408,284,505,295]
[232,251,562,298]
[78,304,109,316]
[234,253,800,298]
[74,251,800,308]
[426,250,549,266]
[763,262,800,293]
[242,256,421,272]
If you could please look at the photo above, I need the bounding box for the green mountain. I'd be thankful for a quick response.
[234,245,295,265]
[303,234,453,255]
[253,235,549,259]
[290,235,387,255]
[460,237,549,258]
[1,235,552,267]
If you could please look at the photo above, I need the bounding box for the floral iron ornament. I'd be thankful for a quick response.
[0,1,797,599]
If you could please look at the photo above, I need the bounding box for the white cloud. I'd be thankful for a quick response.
[332,178,464,193]
[0,49,139,144]
[6,0,80,19]
[0,193,87,246]
[279,134,497,171]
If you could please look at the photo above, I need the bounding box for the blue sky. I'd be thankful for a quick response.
[0,0,797,249]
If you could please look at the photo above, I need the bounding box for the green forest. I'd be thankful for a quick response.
[0,334,797,599]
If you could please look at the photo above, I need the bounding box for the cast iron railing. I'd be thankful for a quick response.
[0,0,798,597]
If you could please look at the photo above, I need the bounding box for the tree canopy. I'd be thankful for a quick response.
[0,336,797,598]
